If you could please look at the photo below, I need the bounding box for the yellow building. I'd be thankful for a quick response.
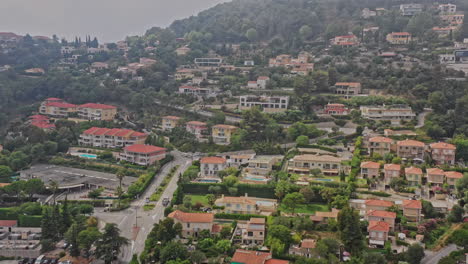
[162,116,181,131]
[39,98,77,118]
[386,32,413,44]
[212,124,238,145]
[77,103,117,121]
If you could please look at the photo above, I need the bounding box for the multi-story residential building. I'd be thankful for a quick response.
[386,32,413,44]
[445,171,463,189]
[178,85,212,96]
[257,76,270,89]
[186,121,208,140]
[168,210,214,238]
[367,210,396,232]
[120,144,166,166]
[400,4,423,16]
[200,157,227,178]
[288,154,342,176]
[79,127,147,148]
[324,103,349,115]
[402,200,422,222]
[162,116,181,131]
[360,161,380,179]
[330,35,360,47]
[212,124,238,145]
[245,155,283,176]
[241,218,265,246]
[194,57,223,68]
[432,27,457,38]
[383,164,401,185]
[268,53,314,75]
[361,8,377,19]
[396,139,425,160]
[368,136,393,156]
[368,221,390,246]
[438,4,456,14]
[427,168,445,187]
[405,167,423,186]
[289,239,317,259]
[214,194,277,215]
[90,62,109,73]
[175,46,191,56]
[175,68,196,80]
[334,82,361,98]
[223,153,255,168]
[430,142,456,165]
[231,249,289,264]
[365,199,394,213]
[77,103,117,121]
[39,98,77,117]
[239,95,289,113]
[29,115,55,131]
[441,14,464,26]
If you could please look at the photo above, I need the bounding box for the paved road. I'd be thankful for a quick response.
[421,244,458,264]
[93,151,191,263]
[416,108,432,128]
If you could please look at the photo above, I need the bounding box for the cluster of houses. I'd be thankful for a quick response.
[0,220,42,258]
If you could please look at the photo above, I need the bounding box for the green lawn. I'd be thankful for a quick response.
[186,194,210,206]
[279,202,329,214]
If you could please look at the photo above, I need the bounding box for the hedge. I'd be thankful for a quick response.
[358,191,392,197]
[181,183,276,199]
[19,215,42,227]
[60,200,106,207]
[214,213,267,220]
[0,208,19,220]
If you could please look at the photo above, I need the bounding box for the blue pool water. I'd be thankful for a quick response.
[314,178,333,182]
[244,176,268,182]
[79,153,97,159]
[198,179,220,183]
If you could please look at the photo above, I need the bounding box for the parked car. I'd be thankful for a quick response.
[162,197,170,206]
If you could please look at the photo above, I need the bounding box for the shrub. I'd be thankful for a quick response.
[214,213,267,220]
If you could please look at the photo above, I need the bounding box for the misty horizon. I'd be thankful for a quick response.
[1,0,228,42]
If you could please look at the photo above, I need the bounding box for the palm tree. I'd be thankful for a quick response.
[115,169,125,208]
[95,223,129,264]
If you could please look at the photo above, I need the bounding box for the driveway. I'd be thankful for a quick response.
[421,244,459,264]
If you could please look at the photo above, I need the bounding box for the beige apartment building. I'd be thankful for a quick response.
[161,116,181,131]
[397,139,425,160]
[79,127,147,148]
[288,154,342,176]
[214,194,277,215]
[244,155,283,176]
[168,210,214,238]
[77,103,117,121]
[368,136,393,156]
[360,161,380,179]
[405,167,423,186]
[426,168,445,187]
[212,124,238,145]
[383,164,401,185]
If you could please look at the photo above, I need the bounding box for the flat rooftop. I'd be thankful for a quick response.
[20,164,136,191]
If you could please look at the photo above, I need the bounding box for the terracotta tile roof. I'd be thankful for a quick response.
[335,35,357,39]
[29,115,49,120]
[82,127,146,138]
[213,124,238,129]
[216,196,256,205]
[427,168,445,175]
[186,121,207,126]
[361,161,380,169]
[163,116,181,120]
[369,136,393,143]
[32,121,56,129]
[365,199,394,207]
[300,239,316,249]
[405,167,423,175]
[46,102,77,108]
[168,210,214,223]
[367,210,396,218]
[444,171,463,179]
[249,218,266,224]
[0,220,17,227]
[124,144,166,154]
[79,103,116,109]
[82,127,101,135]
[211,224,222,233]
[248,81,257,84]
[384,164,401,171]
[45,97,62,101]
[201,156,226,164]
[231,250,272,264]
[397,139,425,147]
[368,221,390,232]
[430,142,456,150]
[391,32,411,36]
[403,200,422,209]
[258,76,270,80]
[335,82,361,87]
[265,259,289,264]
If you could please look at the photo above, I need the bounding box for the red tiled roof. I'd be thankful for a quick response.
[403,200,422,209]
[384,164,401,171]
[369,136,393,143]
[46,102,77,108]
[430,142,456,150]
[405,167,423,175]
[397,139,425,147]
[163,116,180,120]
[427,168,445,175]
[231,250,272,264]
[78,103,116,109]
[368,221,390,232]
[213,124,238,129]
[335,82,361,87]
[258,76,270,80]
[249,218,266,224]
[391,32,411,36]
[361,161,380,169]
[367,210,396,218]
[201,157,226,164]
[365,199,394,207]
[29,115,49,120]
[124,144,166,154]
[168,210,214,223]
[0,220,17,227]
[82,127,146,138]
[187,121,207,126]
[45,98,62,101]
[335,35,357,39]
[445,171,463,179]
[301,239,317,249]
[265,260,289,264]
[31,121,55,129]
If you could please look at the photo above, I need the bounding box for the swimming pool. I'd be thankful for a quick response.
[314,178,333,182]
[243,176,268,182]
[79,153,97,159]
[196,178,221,183]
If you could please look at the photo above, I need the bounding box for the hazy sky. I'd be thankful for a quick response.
[1,0,228,42]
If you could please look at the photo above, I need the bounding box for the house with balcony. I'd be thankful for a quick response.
[289,239,317,258]
[386,32,413,44]
[440,14,464,26]
[400,4,423,16]
[397,139,425,160]
[231,249,289,264]
[333,82,362,98]
[366,210,396,232]
[445,171,463,189]
[368,136,393,156]
[77,103,117,121]
[324,103,349,115]
[239,95,289,113]
[119,144,166,166]
[288,154,343,176]
[310,209,340,224]
[178,86,212,96]
[438,4,456,14]
[365,199,394,213]
[186,121,208,140]
[427,168,445,187]
[200,157,227,178]
[360,161,380,179]
[237,218,265,246]
[161,116,181,131]
[368,221,390,247]
[402,200,422,222]
[430,142,456,165]
[360,105,415,125]
[405,167,423,186]
[245,155,283,176]
[214,194,277,215]
[383,164,401,185]
[39,98,77,118]
[223,153,255,168]
[330,35,360,47]
[212,124,238,145]
[79,127,147,148]
[168,210,215,238]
